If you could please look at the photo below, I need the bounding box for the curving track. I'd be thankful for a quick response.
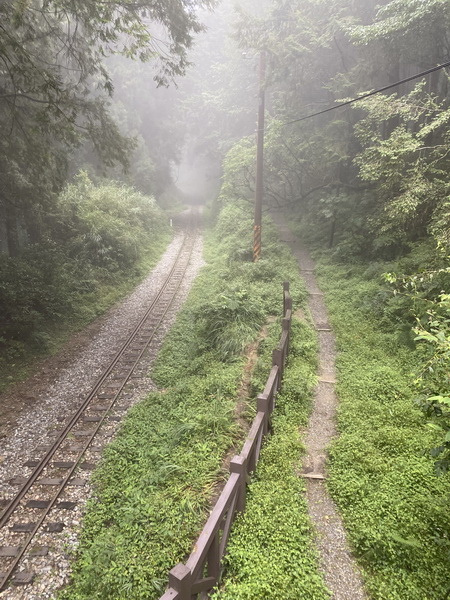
[0,209,200,593]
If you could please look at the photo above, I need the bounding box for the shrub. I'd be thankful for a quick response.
[55,171,168,270]
[0,172,169,367]
[0,241,78,350]
[193,288,265,359]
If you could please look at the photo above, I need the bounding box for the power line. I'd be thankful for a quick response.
[283,59,450,126]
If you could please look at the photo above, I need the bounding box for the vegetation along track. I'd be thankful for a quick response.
[0,209,200,593]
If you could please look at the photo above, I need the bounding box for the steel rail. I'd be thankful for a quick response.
[0,231,193,527]
[0,216,198,590]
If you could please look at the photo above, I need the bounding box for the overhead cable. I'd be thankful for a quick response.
[284,59,450,126]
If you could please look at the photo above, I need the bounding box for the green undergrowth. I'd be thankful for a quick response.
[0,240,170,393]
[60,365,243,599]
[210,317,330,600]
[60,199,308,600]
[315,258,450,600]
[0,174,172,392]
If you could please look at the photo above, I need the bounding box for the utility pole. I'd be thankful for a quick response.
[253,49,266,262]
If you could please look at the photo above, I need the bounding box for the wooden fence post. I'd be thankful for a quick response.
[285,295,292,313]
[230,455,247,513]
[282,317,290,359]
[272,348,283,388]
[257,393,270,433]
[206,532,220,583]
[169,564,192,600]
[283,281,290,315]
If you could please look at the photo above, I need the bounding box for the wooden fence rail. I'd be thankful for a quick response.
[159,282,293,600]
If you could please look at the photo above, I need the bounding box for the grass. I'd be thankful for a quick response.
[60,199,450,599]
[315,258,450,600]
[60,364,244,599]
[60,199,314,599]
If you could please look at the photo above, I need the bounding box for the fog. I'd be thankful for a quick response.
[173,147,222,204]
[92,0,273,208]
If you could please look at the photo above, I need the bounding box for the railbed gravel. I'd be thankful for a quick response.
[0,227,204,600]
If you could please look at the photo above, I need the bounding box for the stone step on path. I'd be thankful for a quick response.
[272,213,368,600]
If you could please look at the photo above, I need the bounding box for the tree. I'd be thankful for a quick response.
[0,0,215,254]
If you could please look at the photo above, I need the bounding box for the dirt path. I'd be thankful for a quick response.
[272,213,368,600]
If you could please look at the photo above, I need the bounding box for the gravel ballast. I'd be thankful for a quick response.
[0,226,204,599]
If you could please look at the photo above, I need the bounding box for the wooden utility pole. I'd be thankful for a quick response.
[253,50,266,262]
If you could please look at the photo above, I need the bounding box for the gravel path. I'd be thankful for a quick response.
[271,213,368,600]
[0,224,204,600]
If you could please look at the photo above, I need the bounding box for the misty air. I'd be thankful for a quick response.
[0,1,449,599]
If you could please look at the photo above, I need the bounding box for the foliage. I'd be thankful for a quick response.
[220,137,256,202]
[349,87,450,254]
[0,242,79,351]
[316,258,450,600]
[193,289,265,359]
[0,0,216,124]
[55,172,166,270]
[207,194,307,312]
[216,0,450,264]
[215,0,369,252]
[0,0,215,256]
[414,296,450,474]
[350,0,450,66]
[382,266,450,474]
[0,174,169,379]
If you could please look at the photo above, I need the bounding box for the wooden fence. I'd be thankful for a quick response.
[159,282,293,600]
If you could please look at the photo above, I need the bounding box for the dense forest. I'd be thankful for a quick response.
[2,1,450,598]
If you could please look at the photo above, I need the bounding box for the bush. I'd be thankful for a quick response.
[193,288,265,359]
[0,172,169,366]
[0,242,78,349]
[55,171,168,270]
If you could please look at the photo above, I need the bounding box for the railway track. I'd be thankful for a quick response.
[0,213,199,593]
